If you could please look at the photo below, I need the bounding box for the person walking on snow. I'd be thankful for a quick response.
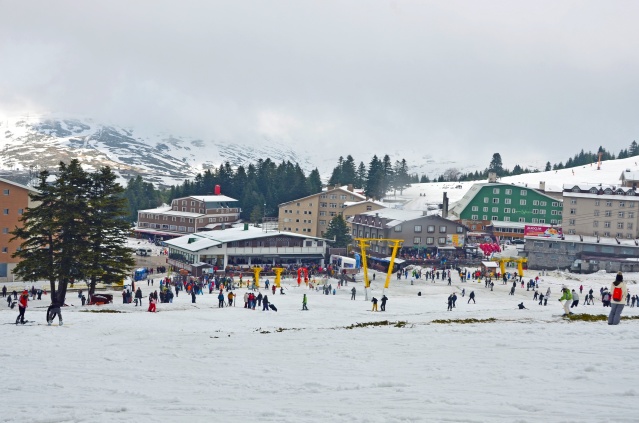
[262,294,269,311]
[47,300,63,325]
[380,295,388,311]
[609,272,628,325]
[468,291,476,304]
[558,286,573,316]
[302,294,308,311]
[447,294,454,311]
[15,290,28,324]
[571,290,579,308]
[371,297,378,311]
[350,287,356,300]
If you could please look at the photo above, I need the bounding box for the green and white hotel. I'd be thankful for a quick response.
[449,182,563,241]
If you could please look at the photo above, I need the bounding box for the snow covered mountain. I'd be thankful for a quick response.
[0,114,484,188]
[0,114,318,187]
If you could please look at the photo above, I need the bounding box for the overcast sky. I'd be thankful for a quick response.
[2,0,639,169]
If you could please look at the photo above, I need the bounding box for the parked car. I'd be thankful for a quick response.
[512,239,525,245]
[87,293,113,305]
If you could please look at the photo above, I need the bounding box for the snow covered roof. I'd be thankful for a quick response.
[490,221,528,229]
[360,208,423,221]
[165,226,326,252]
[526,234,639,247]
[138,205,204,218]
[188,195,237,203]
[279,186,365,206]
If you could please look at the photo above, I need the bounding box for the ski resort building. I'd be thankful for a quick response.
[136,194,241,239]
[164,225,327,273]
[349,209,467,261]
[0,178,38,282]
[278,185,366,237]
[561,183,639,239]
[448,181,563,241]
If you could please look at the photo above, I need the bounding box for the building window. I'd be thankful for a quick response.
[505,189,512,195]
[605,211,611,217]
[492,207,498,213]
[472,206,478,211]
[618,222,624,229]
[593,221,599,227]
[620,201,625,207]
[413,237,421,244]
[2,189,8,195]
[519,217,525,222]
[2,209,8,215]
[606,201,612,206]
[492,188,500,194]
[570,199,576,205]
[629,212,635,218]
[484,198,489,203]
[2,228,8,234]
[394,225,402,232]
[471,215,478,220]
[483,207,488,212]
[414,225,422,233]
[319,220,326,225]
[533,200,540,206]
[1,247,7,253]
[520,200,526,206]
[504,216,510,222]
[520,190,527,196]
[427,225,435,233]
[426,237,434,244]
[504,198,511,205]
[569,209,576,215]
[456,226,463,233]
[594,210,599,216]
[492,216,498,221]
[483,215,488,220]
[504,208,511,213]
[438,237,446,244]
[552,202,559,207]
[628,223,634,230]
[604,222,611,228]
[619,211,625,218]
[492,198,499,204]
[439,226,447,233]
[533,209,539,214]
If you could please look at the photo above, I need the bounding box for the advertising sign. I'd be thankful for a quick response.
[524,225,563,238]
[446,234,465,247]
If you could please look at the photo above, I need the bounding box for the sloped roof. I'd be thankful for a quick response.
[279,186,365,207]
[0,177,38,193]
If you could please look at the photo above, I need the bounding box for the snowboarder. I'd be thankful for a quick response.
[371,297,378,311]
[518,302,527,310]
[15,290,28,324]
[609,272,628,325]
[380,295,388,311]
[351,287,356,300]
[302,294,308,311]
[558,286,573,316]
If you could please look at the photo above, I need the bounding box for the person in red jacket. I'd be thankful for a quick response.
[16,290,28,324]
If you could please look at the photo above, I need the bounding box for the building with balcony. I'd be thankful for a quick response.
[278,185,366,237]
[136,195,241,239]
[350,209,467,260]
[561,184,639,239]
[0,178,38,282]
[165,225,327,272]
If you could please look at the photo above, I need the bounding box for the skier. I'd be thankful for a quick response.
[47,300,63,326]
[468,291,476,304]
[609,272,628,325]
[558,286,573,316]
[302,294,308,311]
[380,295,388,311]
[15,290,28,324]
[350,287,356,300]
[371,297,378,312]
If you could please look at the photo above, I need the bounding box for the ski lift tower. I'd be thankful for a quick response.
[354,237,403,300]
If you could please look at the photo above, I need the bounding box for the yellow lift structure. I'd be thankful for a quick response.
[354,238,404,296]
[492,257,528,277]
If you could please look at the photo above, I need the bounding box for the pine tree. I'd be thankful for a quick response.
[355,162,367,189]
[630,141,639,157]
[324,215,351,248]
[488,153,504,176]
[365,155,384,200]
[307,168,322,194]
[85,166,135,296]
[545,161,551,171]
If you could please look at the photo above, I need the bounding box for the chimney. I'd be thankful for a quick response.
[347,184,353,192]
[539,181,546,191]
[442,192,449,219]
[488,172,497,183]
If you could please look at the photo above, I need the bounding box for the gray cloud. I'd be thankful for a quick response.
[1,0,639,170]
